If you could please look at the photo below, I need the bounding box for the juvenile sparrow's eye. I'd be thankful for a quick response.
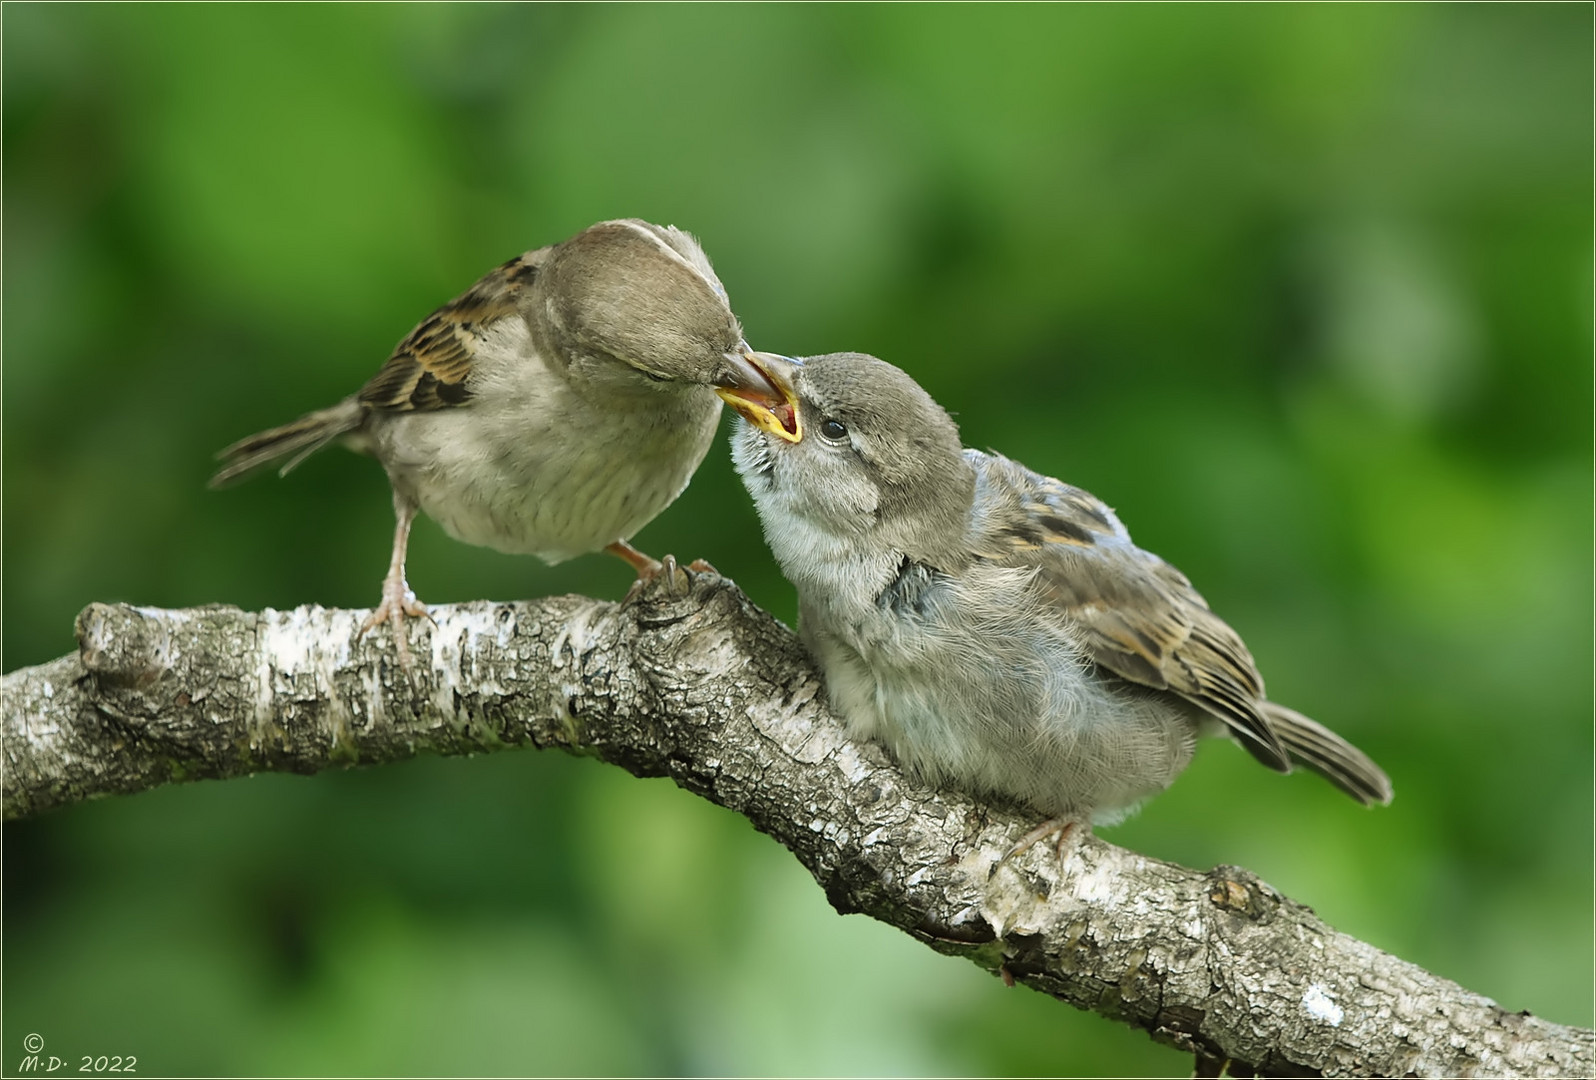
[820,418,849,441]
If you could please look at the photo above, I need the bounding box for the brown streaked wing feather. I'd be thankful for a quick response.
[973,455,1291,771]
[358,249,546,412]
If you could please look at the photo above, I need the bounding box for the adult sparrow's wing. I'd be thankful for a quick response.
[358,249,548,412]
[967,451,1292,772]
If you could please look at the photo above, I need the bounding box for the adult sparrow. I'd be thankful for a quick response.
[721,351,1390,841]
[213,219,794,665]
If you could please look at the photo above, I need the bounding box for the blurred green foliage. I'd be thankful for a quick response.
[4,5,1590,1076]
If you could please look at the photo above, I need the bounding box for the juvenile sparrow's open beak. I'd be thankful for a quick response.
[715,351,802,442]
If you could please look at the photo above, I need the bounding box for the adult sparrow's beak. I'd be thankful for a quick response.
[715,351,802,442]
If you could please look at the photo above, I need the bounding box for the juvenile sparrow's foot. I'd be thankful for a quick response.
[359,572,433,672]
[1004,818,1081,863]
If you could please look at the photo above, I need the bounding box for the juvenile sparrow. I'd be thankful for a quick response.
[213,219,794,665]
[721,351,1391,839]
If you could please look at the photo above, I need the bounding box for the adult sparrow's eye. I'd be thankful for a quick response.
[820,418,848,441]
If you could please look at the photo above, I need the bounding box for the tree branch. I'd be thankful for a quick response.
[3,575,1590,1078]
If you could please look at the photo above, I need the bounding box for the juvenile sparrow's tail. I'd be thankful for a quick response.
[209,398,366,488]
[1261,702,1393,806]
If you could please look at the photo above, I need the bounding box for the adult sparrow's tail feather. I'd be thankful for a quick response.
[209,399,365,488]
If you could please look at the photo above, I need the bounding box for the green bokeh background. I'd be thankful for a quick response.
[5,5,1590,1076]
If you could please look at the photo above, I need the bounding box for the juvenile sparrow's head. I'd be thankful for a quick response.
[722,351,976,570]
[533,219,776,397]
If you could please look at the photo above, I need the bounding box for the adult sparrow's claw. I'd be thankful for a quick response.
[622,552,695,603]
[360,571,430,673]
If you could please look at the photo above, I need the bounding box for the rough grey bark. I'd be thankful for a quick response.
[3,574,1591,1078]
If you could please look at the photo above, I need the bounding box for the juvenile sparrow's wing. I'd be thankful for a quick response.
[968,452,1292,772]
[358,249,548,412]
